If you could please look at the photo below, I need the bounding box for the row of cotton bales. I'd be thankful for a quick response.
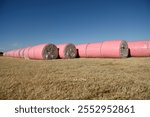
[76,40,128,58]
[3,40,150,60]
[3,43,77,60]
[76,40,150,58]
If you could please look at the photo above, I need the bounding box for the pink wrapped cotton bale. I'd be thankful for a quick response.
[19,48,25,58]
[128,40,149,57]
[28,43,58,60]
[12,50,16,57]
[86,42,103,58]
[13,50,17,57]
[6,51,10,57]
[9,51,14,57]
[13,49,21,58]
[57,44,77,59]
[76,43,89,57]
[7,51,11,57]
[17,49,22,58]
[23,47,31,59]
[101,40,128,58]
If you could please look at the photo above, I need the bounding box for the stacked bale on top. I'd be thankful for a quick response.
[76,40,128,58]
[28,43,58,60]
[128,40,150,57]
[57,44,77,59]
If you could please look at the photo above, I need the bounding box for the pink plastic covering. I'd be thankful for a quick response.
[19,48,25,58]
[23,47,31,58]
[13,50,17,57]
[128,40,149,57]
[57,44,77,59]
[86,42,103,58]
[16,49,22,58]
[76,43,88,57]
[28,43,58,60]
[76,40,128,58]
[12,50,16,57]
[9,51,14,57]
[28,44,44,59]
[29,44,45,59]
[101,40,128,58]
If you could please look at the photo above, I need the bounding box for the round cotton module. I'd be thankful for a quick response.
[19,48,25,58]
[13,50,17,57]
[6,51,9,57]
[86,42,103,58]
[76,43,88,58]
[128,40,149,57]
[16,49,22,58]
[12,50,16,57]
[23,47,31,59]
[9,51,14,57]
[28,44,58,60]
[57,44,77,59]
[101,40,128,58]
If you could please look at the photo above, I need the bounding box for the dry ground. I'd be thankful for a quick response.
[0,56,150,100]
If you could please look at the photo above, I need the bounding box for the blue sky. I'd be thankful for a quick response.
[0,0,150,51]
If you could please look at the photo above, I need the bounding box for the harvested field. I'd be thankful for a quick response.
[0,56,150,100]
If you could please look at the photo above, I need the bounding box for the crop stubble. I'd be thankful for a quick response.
[0,57,150,99]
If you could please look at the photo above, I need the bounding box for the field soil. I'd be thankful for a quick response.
[0,56,150,100]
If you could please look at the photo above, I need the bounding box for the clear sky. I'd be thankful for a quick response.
[0,0,150,51]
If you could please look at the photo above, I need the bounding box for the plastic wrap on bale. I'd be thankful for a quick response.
[16,49,22,58]
[13,49,18,58]
[23,47,31,59]
[6,51,9,57]
[9,51,14,57]
[19,48,25,58]
[86,42,103,58]
[28,44,58,60]
[101,40,128,58]
[128,40,149,57]
[76,43,89,58]
[57,44,77,59]
[13,50,17,57]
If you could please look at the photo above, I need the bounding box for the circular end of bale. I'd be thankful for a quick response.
[64,44,77,59]
[120,40,128,58]
[42,44,58,60]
